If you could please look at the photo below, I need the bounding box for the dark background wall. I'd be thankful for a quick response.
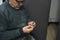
[24,0,51,40]
[56,0,60,40]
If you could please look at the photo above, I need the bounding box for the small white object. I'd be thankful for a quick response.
[0,0,3,5]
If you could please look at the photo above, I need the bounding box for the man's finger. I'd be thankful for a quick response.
[27,27,33,31]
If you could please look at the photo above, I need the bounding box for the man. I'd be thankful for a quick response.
[0,0,40,40]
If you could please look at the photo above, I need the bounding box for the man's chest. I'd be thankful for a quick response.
[6,10,27,29]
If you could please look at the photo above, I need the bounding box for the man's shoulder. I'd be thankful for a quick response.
[0,3,8,19]
[0,4,6,13]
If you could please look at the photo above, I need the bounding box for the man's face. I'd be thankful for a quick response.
[9,0,24,9]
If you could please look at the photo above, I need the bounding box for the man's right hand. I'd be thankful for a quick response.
[22,25,34,33]
[22,21,36,33]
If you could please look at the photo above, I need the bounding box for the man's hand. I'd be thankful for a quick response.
[22,21,36,33]
[28,21,36,28]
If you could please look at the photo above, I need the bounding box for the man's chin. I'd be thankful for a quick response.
[15,7,20,9]
[15,6,22,10]
[15,6,23,10]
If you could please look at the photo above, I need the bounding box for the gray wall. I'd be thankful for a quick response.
[56,0,60,40]
[24,0,51,40]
